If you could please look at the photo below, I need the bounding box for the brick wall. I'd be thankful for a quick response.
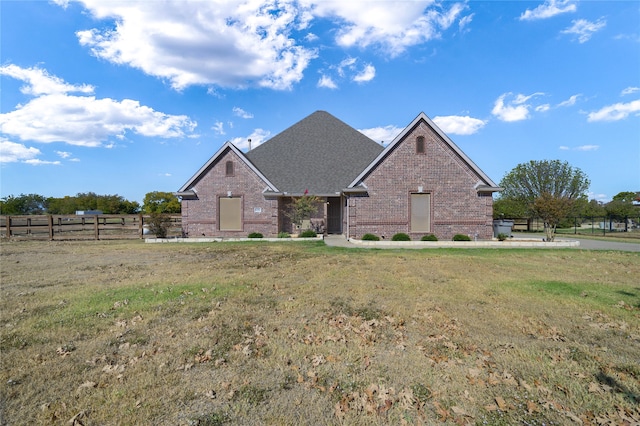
[181,148,278,237]
[349,121,494,240]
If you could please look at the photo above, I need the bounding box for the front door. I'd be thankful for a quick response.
[326,196,342,234]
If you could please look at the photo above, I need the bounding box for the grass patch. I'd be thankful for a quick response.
[1,240,638,424]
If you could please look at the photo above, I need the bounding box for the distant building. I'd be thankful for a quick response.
[75,210,103,215]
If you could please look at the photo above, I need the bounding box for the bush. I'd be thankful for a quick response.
[361,233,380,241]
[497,233,509,241]
[299,230,317,238]
[247,232,263,238]
[391,233,411,241]
[452,234,471,241]
[146,213,171,238]
[277,232,290,238]
[421,234,438,241]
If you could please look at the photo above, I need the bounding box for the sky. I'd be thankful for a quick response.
[1,0,639,205]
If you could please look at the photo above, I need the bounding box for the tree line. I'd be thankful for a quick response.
[0,191,181,215]
[493,159,639,241]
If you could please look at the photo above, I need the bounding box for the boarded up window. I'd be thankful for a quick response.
[416,136,425,154]
[410,193,431,232]
[225,161,234,176]
[219,197,241,230]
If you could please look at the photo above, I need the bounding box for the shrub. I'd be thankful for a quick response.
[497,233,509,241]
[361,233,380,241]
[452,234,471,241]
[391,233,411,241]
[277,232,290,238]
[421,234,438,241]
[247,232,263,238]
[299,229,317,238]
[146,213,171,238]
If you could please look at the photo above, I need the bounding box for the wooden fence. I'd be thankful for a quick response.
[0,214,182,240]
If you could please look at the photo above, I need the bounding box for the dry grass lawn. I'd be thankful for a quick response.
[1,240,639,425]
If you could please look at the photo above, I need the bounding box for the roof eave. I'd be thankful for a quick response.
[476,186,503,193]
[174,190,198,200]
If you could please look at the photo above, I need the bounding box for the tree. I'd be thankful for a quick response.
[492,197,529,219]
[605,191,638,219]
[285,192,322,231]
[499,160,590,241]
[0,194,48,215]
[143,191,181,214]
[47,193,140,214]
[576,198,606,218]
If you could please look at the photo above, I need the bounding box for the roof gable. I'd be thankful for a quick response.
[246,111,384,195]
[177,141,277,195]
[349,112,500,191]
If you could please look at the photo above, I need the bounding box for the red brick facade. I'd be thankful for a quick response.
[347,121,494,240]
[180,147,278,237]
[179,113,497,240]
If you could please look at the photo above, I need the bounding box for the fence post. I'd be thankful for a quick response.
[7,216,11,237]
[139,214,144,238]
[48,215,54,240]
[94,215,99,240]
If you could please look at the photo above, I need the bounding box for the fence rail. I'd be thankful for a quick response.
[508,216,640,237]
[0,214,182,240]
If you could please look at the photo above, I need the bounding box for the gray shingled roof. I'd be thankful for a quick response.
[246,111,384,195]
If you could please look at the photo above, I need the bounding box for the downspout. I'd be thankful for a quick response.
[346,195,349,240]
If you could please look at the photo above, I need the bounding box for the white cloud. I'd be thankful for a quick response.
[491,92,544,122]
[557,94,581,107]
[353,64,376,83]
[561,18,606,43]
[459,14,474,33]
[0,139,41,163]
[589,192,609,203]
[560,144,599,151]
[56,151,72,159]
[320,57,376,87]
[71,0,317,91]
[621,87,640,96]
[358,125,403,145]
[212,121,225,135]
[0,65,196,147]
[53,1,471,90]
[576,145,599,151]
[0,64,94,96]
[232,107,254,119]
[536,104,551,112]
[587,99,640,122]
[317,74,337,89]
[231,128,272,151]
[307,1,468,57]
[520,0,577,21]
[24,159,61,166]
[432,116,487,135]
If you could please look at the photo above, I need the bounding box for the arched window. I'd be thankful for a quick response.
[416,136,425,154]
[225,160,234,176]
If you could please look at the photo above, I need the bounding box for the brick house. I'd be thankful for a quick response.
[176,111,501,240]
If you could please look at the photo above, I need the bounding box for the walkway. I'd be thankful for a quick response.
[323,234,640,252]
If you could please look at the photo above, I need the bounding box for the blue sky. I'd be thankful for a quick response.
[1,0,639,204]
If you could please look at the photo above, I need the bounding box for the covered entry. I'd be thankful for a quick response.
[326,196,342,234]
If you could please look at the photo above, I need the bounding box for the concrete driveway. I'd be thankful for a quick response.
[324,234,640,252]
[559,236,640,252]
